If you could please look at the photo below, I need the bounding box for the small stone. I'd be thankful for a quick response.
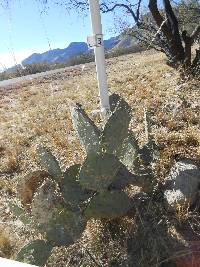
[164,159,200,206]
[164,189,186,206]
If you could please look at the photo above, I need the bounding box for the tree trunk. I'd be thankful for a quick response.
[148,0,200,73]
[191,49,200,73]
[148,0,185,65]
[163,0,185,62]
[148,0,172,41]
[182,31,192,66]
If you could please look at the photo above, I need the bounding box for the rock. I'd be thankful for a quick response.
[164,159,200,207]
[164,189,186,207]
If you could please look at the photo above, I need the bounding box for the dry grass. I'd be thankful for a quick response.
[0,49,199,266]
[0,226,13,258]
[0,51,199,176]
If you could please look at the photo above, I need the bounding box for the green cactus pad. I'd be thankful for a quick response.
[139,144,153,166]
[79,153,121,191]
[110,165,152,191]
[32,180,86,246]
[64,164,81,179]
[117,131,140,171]
[60,164,91,207]
[44,209,86,247]
[45,225,73,247]
[36,145,62,182]
[31,180,62,226]
[9,202,32,225]
[84,191,133,219]
[16,239,53,266]
[110,165,139,189]
[70,104,101,154]
[100,97,132,154]
[109,93,121,112]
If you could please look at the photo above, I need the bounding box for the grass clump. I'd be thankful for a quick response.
[0,227,14,258]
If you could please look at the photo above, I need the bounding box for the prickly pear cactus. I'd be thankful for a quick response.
[16,240,53,266]
[12,93,159,266]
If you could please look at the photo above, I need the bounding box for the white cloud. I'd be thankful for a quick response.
[0,49,33,70]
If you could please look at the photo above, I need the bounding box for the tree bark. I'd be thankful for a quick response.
[182,31,192,66]
[191,49,200,71]
[181,26,200,67]
[163,0,185,62]
[149,0,185,64]
[148,0,172,41]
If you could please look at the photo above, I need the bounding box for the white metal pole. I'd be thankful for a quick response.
[88,0,110,118]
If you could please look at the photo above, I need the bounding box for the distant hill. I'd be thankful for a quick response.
[22,35,138,65]
[112,35,138,50]
[22,42,89,65]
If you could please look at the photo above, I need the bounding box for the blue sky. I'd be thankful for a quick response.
[0,0,127,69]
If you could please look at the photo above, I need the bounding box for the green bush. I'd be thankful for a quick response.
[106,45,146,59]
[66,52,95,66]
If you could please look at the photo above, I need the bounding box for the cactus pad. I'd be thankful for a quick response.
[44,209,86,247]
[117,131,140,171]
[70,104,101,154]
[110,165,142,190]
[32,180,86,246]
[100,97,132,154]
[139,144,153,166]
[60,164,90,208]
[16,239,52,266]
[84,191,133,219]
[79,153,121,191]
[36,145,62,182]
[31,180,62,225]
[109,93,121,112]
[9,202,32,225]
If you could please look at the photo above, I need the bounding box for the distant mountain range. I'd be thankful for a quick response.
[22,35,138,65]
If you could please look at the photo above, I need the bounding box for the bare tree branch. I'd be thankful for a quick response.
[100,1,142,25]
